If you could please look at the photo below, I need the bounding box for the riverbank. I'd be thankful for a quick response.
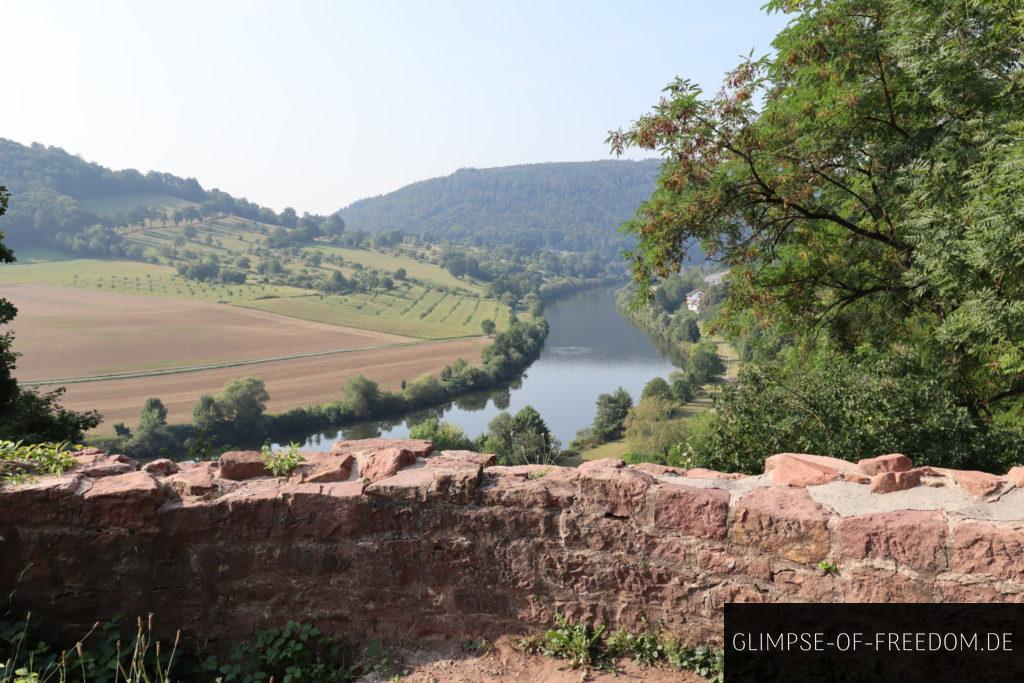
[570,336,739,463]
[294,285,681,449]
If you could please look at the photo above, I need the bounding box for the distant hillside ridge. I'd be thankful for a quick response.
[0,138,205,203]
[0,138,302,250]
[339,159,663,256]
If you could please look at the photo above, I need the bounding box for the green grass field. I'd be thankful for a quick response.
[0,255,510,339]
[573,440,630,463]
[0,258,304,303]
[311,245,477,293]
[120,217,481,293]
[78,193,197,215]
[239,285,510,339]
[8,247,75,263]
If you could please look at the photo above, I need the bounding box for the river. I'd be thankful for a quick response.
[296,285,679,450]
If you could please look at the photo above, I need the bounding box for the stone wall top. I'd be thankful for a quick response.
[5,442,1024,530]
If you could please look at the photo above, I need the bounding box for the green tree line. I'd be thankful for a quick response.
[609,0,1024,473]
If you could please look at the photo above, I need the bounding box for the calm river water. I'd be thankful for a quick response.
[297,285,679,450]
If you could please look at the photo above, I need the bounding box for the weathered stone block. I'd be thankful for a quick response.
[290,453,354,484]
[838,510,947,571]
[652,483,729,539]
[840,565,936,602]
[81,471,161,529]
[480,467,577,508]
[331,438,433,459]
[947,469,1004,498]
[168,462,217,497]
[951,522,1024,582]
[632,462,687,477]
[282,480,363,537]
[433,450,497,467]
[218,451,268,481]
[765,452,853,486]
[578,464,655,518]
[143,459,179,477]
[857,453,912,476]
[729,486,830,563]
[361,447,418,482]
[1007,466,1024,488]
[870,468,923,494]
[0,474,82,526]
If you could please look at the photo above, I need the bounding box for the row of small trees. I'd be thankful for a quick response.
[408,405,561,467]
[93,318,549,458]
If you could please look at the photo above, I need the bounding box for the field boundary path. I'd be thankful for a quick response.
[21,336,483,386]
[677,336,739,415]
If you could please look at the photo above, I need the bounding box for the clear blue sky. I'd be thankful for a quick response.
[0,1,787,213]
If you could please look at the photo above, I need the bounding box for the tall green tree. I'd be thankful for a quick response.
[592,387,633,441]
[138,398,169,431]
[342,374,381,418]
[215,377,269,433]
[0,187,16,411]
[611,0,1024,467]
[485,406,560,465]
[0,186,100,442]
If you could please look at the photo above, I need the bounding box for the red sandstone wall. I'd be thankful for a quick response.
[1,442,1023,645]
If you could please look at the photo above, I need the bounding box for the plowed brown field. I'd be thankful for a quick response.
[2,284,415,380]
[4,285,487,431]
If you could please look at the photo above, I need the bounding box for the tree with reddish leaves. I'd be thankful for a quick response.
[611,0,1024,470]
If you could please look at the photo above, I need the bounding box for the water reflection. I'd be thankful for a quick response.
[295,286,679,449]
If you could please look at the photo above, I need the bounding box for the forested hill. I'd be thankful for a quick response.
[0,138,295,250]
[0,138,205,202]
[339,160,663,255]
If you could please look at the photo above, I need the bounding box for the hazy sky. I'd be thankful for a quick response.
[1,1,787,213]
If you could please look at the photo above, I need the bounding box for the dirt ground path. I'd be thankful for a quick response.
[677,336,738,417]
[359,636,706,682]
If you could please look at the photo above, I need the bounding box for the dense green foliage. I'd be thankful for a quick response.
[483,405,561,466]
[623,397,689,458]
[0,440,77,485]
[0,186,101,442]
[611,0,1024,471]
[340,160,663,256]
[407,405,564,466]
[592,388,633,442]
[407,417,476,451]
[683,352,1024,474]
[570,387,633,451]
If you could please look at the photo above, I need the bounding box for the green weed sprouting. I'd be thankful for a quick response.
[0,612,180,683]
[0,441,78,485]
[1,614,393,682]
[260,442,305,477]
[519,613,724,680]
